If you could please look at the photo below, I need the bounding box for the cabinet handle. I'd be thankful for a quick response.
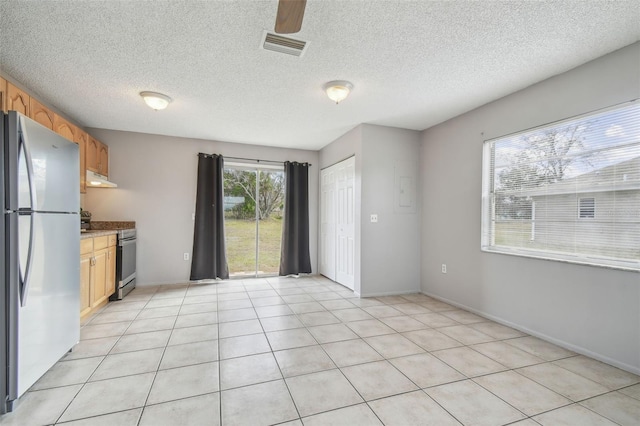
[90,257,96,266]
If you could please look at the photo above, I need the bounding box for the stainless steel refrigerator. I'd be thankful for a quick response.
[1,111,80,413]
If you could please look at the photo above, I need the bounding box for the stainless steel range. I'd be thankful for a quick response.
[110,229,136,300]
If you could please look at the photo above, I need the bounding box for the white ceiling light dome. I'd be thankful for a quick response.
[140,91,172,110]
[323,81,353,104]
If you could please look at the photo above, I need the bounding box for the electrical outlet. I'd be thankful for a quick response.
[441,264,447,273]
[184,253,190,261]
[370,214,378,223]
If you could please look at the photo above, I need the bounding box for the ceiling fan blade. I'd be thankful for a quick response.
[275,0,307,34]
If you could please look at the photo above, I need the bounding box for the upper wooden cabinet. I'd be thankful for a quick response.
[86,137,99,173]
[1,76,111,193]
[29,98,55,130]
[0,77,6,113]
[7,83,29,116]
[98,143,109,176]
[86,136,109,176]
[75,130,88,194]
[53,114,77,142]
[55,116,85,194]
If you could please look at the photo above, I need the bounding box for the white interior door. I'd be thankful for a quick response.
[320,167,336,280]
[336,157,355,288]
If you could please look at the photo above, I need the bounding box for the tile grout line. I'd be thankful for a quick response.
[14,278,637,426]
[54,286,160,425]
[136,285,181,426]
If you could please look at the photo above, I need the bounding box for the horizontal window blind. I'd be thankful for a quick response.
[481,101,640,271]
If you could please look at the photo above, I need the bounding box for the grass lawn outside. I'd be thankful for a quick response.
[225,217,283,276]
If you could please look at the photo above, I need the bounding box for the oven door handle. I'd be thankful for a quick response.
[119,239,137,247]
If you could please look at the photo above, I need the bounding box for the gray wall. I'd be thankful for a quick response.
[84,129,318,285]
[360,125,421,296]
[420,42,640,373]
[320,124,422,296]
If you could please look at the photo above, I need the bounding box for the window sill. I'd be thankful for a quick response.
[481,246,640,273]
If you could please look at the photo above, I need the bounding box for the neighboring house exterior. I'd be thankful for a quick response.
[523,157,640,261]
[223,196,245,211]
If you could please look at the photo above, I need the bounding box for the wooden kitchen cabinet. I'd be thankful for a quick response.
[92,247,108,307]
[53,114,77,142]
[107,245,116,299]
[7,82,29,116]
[0,77,6,112]
[80,238,93,318]
[98,143,109,176]
[80,234,117,319]
[75,129,88,193]
[54,116,84,194]
[1,75,116,197]
[86,137,109,176]
[29,98,55,130]
[86,137,99,173]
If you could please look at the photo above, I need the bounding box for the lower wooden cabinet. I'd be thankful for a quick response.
[80,234,117,319]
[80,243,92,318]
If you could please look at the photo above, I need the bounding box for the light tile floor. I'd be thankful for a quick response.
[1,275,639,425]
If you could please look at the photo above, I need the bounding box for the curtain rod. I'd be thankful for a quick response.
[199,153,312,166]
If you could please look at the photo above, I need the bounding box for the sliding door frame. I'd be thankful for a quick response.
[224,162,285,278]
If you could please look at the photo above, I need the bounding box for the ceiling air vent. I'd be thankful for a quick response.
[261,31,308,57]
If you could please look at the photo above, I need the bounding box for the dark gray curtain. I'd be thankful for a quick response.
[190,153,229,280]
[280,161,312,276]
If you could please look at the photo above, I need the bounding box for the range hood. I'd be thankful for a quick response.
[86,170,117,188]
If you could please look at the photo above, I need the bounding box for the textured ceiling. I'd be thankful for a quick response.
[1,1,638,150]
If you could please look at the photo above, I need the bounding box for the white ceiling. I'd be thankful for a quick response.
[1,1,638,151]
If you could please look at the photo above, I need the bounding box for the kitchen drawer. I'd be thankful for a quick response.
[108,234,117,247]
[93,236,109,250]
[80,238,93,255]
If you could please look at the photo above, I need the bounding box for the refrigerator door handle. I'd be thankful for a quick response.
[19,115,39,211]
[19,211,35,307]
[18,118,37,307]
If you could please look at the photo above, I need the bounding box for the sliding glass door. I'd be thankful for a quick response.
[223,164,285,277]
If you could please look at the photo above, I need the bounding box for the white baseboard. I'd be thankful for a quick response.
[360,288,421,298]
[422,290,640,375]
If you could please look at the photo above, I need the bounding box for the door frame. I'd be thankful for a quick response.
[223,162,285,278]
[319,156,355,289]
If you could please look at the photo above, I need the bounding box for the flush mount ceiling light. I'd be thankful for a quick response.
[140,91,172,110]
[323,80,353,104]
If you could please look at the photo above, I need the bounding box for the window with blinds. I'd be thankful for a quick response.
[481,101,640,271]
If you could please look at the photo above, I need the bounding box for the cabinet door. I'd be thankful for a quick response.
[80,253,93,318]
[53,114,76,142]
[92,248,108,307]
[106,245,116,297]
[98,143,109,176]
[29,98,55,130]
[0,77,6,113]
[7,83,30,115]
[86,137,100,173]
[75,130,88,193]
